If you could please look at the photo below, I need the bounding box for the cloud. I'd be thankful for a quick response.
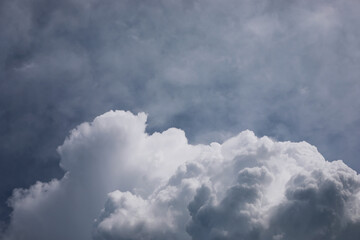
[4,110,360,239]
[1,0,360,228]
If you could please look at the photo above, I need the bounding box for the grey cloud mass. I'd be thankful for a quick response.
[0,0,360,236]
[3,110,360,240]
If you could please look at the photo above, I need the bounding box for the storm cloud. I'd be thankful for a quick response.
[3,110,360,240]
[1,0,360,234]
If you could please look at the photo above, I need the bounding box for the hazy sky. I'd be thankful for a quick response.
[1,0,360,239]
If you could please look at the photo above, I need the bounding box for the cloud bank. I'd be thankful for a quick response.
[1,0,360,227]
[4,110,360,240]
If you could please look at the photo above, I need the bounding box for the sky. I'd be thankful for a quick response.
[0,0,360,239]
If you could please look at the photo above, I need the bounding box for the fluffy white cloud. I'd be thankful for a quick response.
[4,110,360,240]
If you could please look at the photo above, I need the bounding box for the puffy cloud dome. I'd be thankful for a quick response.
[4,110,360,240]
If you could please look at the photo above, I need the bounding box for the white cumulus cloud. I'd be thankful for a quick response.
[4,110,360,240]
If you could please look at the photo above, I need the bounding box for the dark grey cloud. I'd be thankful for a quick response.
[0,0,360,233]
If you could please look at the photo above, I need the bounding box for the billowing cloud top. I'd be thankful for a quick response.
[4,111,360,240]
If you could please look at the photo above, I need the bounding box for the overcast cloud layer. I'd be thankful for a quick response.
[3,110,360,240]
[1,0,360,230]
